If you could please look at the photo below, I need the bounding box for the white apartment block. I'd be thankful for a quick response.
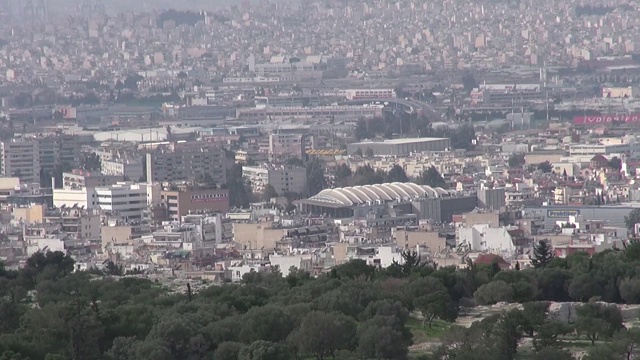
[53,182,149,220]
[95,183,148,220]
[242,165,307,195]
[1,138,40,184]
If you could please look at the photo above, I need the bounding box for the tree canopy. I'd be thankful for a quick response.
[5,246,640,359]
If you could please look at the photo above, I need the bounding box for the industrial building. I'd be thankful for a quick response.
[298,182,476,222]
[347,138,451,156]
[523,205,639,230]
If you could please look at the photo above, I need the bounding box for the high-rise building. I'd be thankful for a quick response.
[38,133,80,175]
[1,138,40,183]
[145,142,226,185]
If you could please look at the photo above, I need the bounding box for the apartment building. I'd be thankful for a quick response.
[102,158,144,181]
[160,185,230,222]
[0,138,40,183]
[146,142,226,184]
[269,133,305,160]
[38,133,80,174]
[53,182,148,220]
[94,182,148,220]
[44,207,101,240]
[61,170,123,189]
[242,165,307,195]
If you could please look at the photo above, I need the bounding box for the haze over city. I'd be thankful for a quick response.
[0,0,640,359]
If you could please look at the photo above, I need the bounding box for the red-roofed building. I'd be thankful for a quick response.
[590,155,609,169]
[473,253,511,269]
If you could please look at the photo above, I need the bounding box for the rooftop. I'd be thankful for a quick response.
[305,182,451,206]
[351,138,449,145]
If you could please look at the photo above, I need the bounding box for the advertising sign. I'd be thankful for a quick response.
[547,209,580,218]
[191,193,228,203]
[574,114,640,125]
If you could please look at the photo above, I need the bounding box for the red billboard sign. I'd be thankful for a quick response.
[574,114,640,125]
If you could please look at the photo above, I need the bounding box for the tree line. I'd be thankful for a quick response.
[334,163,446,189]
[3,243,640,359]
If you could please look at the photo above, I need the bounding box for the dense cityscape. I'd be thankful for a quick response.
[2,0,640,359]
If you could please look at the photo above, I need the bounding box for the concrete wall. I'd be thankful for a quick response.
[12,204,44,223]
[101,226,134,250]
[394,229,446,253]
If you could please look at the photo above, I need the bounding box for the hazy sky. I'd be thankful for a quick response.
[12,0,265,16]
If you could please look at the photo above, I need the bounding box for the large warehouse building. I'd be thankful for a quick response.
[298,182,476,222]
[523,204,640,230]
[347,138,451,156]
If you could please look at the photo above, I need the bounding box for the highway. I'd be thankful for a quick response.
[340,98,441,118]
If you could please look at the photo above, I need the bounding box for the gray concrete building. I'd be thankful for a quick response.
[347,138,451,156]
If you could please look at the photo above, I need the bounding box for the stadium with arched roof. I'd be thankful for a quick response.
[297,182,476,221]
[309,182,450,206]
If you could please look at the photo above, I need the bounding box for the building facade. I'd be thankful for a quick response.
[94,182,148,220]
[347,138,451,156]
[102,158,144,181]
[242,165,307,195]
[160,186,230,222]
[146,143,226,184]
[1,138,40,184]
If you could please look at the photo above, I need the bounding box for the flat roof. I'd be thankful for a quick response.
[351,137,449,145]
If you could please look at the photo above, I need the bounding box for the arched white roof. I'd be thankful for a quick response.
[308,182,446,206]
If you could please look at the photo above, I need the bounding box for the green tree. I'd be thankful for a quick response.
[330,259,376,281]
[537,268,572,302]
[569,273,603,301]
[473,280,514,305]
[288,311,356,360]
[619,277,640,303]
[214,342,244,360]
[576,303,624,345]
[238,340,290,360]
[508,153,525,168]
[533,322,572,351]
[537,161,553,173]
[530,240,555,269]
[80,152,102,172]
[333,163,352,187]
[417,166,445,188]
[461,72,478,92]
[608,156,622,171]
[239,305,294,344]
[306,157,326,196]
[357,318,411,360]
[519,301,550,336]
[261,185,278,202]
[227,163,253,208]
[625,209,640,231]
[386,164,408,183]
[531,347,575,360]
[409,276,458,328]
[365,147,374,158]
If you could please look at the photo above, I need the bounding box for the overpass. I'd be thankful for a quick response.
[339,98,440,118]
